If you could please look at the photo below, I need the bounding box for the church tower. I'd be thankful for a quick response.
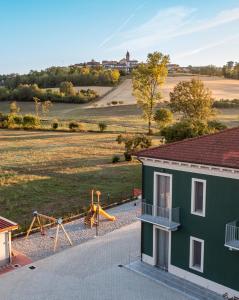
[126,51,130,62]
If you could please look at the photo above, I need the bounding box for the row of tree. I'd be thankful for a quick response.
[187,61,239,79]
[0,82,98,104]
[0,66,120,89]
[222,61,239,79]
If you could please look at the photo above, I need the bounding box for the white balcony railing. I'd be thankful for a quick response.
[139,202,180,231]
[225,221,239,250]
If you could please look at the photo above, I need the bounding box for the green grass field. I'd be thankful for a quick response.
[0,95,239,231]
[0,130,147,230]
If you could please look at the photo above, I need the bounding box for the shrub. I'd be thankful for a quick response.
[119,101,124,105]
[9,115,23,128]
[112,155,120,163]
[208,120,227,131]
[69,121,79,130]
[52,120,59,130]
[69,121,85,131]
[111,101,118,105]
[23,114,40,129]
[116,134,152,161]
[154,108,173,129]
[161,119,213,143]
[124,152,132,161]
[98,122,107,132]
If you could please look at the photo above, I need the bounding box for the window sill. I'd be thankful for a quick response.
[189,265,204,273]
[191,211,205,218]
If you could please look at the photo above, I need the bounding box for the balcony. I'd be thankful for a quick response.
[139,202,180,231]
[225,221,239,250]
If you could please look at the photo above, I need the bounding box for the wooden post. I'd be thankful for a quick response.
[60,224,73,246]
[8,231,12,264]
[26,216,36,239]
[96,191,101,237]
[91,189,94,206]
[53,224,60,252]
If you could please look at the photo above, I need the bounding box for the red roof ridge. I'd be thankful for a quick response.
[137,126,239,157]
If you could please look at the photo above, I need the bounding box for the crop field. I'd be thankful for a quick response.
[0,130,148,230]
[90,76,239,107]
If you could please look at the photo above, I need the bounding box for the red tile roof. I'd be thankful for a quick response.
[0,217,18,233]
[137,127,239,169]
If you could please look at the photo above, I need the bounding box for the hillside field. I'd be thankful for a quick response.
[87,76,239,107]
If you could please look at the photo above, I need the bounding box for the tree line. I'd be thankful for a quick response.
[187,61,239,79]
[0,81,99,104]
[0,66,121,89]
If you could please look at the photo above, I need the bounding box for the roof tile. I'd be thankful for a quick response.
[137,127,239,169]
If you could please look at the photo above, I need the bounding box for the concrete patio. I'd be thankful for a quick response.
[0,222,191,300]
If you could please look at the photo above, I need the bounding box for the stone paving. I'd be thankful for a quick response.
[0,222,191,300]
[13,200,141,261]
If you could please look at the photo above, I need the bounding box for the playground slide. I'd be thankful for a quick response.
[92,205,116,221]
[99,207,116,221]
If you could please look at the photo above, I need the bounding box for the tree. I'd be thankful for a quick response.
[169,79,214,122]
[154,108,173,130]
[161,119,227,143]
[116,134,152,161]
[161,119,213,143]
[41,100,53,117]
[33,97,41,117]
[59,81,76,96]
[9,101,20,114]
[98,122,107,132]
[132,52,169,134]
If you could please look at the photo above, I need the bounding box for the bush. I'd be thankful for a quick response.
[154,108,173,129]
[69,121,85,131]
[23,114,40,129]
[208,120,227,131]
[213,99,239,108]
[161,119,220,143]
[111,101,118,105]
[112,155,120,163]
[98,122,107,132]
[124,152,132,161]
[116,134,152,161]
[8,114,23,128]
[119,101,124,105]
[52,120,59,130]
[69,121,79,130]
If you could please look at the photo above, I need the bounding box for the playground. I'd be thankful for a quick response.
[12,199,140,261]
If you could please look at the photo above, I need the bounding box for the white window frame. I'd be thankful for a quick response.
[191,178,206,217]
[189,236,204,273]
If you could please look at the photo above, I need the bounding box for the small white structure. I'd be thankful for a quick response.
[0,217,18,267]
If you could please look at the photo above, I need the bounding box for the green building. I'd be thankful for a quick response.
[137,128,239,298]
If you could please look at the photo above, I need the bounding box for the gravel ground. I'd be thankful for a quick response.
[13,200,141,261]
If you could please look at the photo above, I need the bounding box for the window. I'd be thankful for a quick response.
[191,179,206,217]
[189,237,204,273]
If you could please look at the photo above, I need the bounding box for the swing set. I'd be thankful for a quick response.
[26,211,73,252]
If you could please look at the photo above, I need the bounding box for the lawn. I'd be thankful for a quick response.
[0,130,147,231]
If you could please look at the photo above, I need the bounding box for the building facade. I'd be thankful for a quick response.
[138,128,239,298]
[0,217,18,267]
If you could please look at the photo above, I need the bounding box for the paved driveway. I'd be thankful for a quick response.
[0,222,191,300]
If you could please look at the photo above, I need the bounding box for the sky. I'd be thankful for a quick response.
[0,0,239,74]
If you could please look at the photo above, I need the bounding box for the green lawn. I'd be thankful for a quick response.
[0,130,146,231]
